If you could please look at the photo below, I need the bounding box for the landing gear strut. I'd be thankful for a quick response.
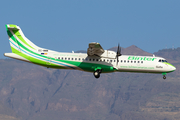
[93,69,102,78]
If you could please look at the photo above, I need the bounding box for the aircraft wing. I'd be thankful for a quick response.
[87,42,105,56]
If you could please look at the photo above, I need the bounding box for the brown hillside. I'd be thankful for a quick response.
[0,47,179,120]
[109,45,152,56]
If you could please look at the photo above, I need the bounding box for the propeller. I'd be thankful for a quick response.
[116,44,122,65]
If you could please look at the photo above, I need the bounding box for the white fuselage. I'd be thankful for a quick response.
[26,50,175,74]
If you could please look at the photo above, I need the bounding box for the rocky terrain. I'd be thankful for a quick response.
[0,45,179,120]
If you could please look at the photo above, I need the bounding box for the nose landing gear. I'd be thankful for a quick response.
[162,73,167,80]
[163,75,166,79]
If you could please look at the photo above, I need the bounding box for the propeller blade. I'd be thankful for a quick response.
[116,44,122,65]
[119,44,121,56]
[116,43,121,65]
[116,56,119,65]
[117,44,121,56]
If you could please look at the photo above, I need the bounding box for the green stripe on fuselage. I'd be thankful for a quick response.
[61,60,116,73]
[9,37,115,72]
[11,47,67,69]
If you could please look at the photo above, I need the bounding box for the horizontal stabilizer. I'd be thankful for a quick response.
[4,53,30,62]
[7,25,20,30]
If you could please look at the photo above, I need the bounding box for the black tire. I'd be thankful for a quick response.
[93,71,100,78]
[163,76,166,79]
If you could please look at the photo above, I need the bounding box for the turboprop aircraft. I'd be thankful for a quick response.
[4,24,176,79]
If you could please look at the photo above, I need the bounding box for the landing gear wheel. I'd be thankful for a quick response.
[163,75,166,79]
[94,69,102,78]
[93,71,100,78]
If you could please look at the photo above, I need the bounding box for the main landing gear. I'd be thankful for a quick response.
[93,69,102,78]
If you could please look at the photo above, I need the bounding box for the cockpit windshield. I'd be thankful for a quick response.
[158,59,167,63]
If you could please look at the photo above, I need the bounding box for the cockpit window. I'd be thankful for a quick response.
[163,60,167,62]
[159,59,167,62]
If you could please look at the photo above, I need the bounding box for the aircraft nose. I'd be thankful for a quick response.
[173,66,176,71]
[169,64,176,71]
[166,63,176,72]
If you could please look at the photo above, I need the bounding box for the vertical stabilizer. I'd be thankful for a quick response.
[6,24,40,53]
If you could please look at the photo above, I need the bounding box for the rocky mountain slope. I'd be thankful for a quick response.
[0,46,179,120]
[109,45,152,56]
